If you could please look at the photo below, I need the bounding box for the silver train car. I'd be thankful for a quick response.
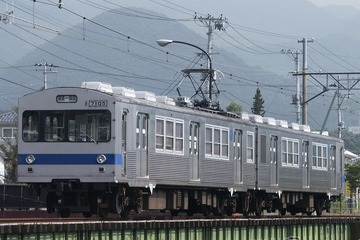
[17,82,344,217]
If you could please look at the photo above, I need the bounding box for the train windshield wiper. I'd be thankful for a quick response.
[80,130,98,144]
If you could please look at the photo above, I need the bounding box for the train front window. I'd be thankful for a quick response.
[22,110,111,142]
[68,110,111,142]
[45,111,65,141]
[22,111,39,142]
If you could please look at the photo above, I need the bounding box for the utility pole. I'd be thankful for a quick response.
[35,61,58,89]
[282,49,302,124]
[195,14,227,105]
[298,38,313,125]
[336,76,346,138]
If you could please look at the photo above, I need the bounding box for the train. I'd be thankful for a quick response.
[17,81,344,218]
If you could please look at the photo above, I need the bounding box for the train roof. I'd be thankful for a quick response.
[81,82,342,140]
[20,82,342,141]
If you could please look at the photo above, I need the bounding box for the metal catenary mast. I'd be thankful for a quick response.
[190,14,227,109]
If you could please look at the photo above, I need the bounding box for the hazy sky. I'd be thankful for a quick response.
[309,0,360,8]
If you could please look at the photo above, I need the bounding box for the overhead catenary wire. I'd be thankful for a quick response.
[2,0,360,126]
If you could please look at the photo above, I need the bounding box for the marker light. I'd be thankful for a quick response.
[97,154,107,164]
[25,155,36,164]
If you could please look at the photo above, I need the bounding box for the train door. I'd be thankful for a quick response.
[136,113,149,178]
[330,145,336,189]
[340,147,344,190]
[302,141,310,188]
[121,110,128,177]
[189,122,200,181]
[270,135,278,186]
[234,129,243,184]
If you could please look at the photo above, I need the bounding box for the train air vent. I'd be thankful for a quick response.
[262,117,276,126]
[113,87,136,98]
[81,82,113,94]
[135,91,157,102]
[249,114,263,123]
[155,96,176,106]
[299,125,311,132]
[275,120,288,128]
[240,112,249,121]
[289,123,300,130]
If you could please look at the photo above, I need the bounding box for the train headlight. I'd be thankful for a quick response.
[25,155,36,164]
[97,154,107,164]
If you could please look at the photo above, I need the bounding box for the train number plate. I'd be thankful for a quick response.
[88,100,108,107]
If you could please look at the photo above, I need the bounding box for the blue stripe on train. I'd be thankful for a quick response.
[17,153,122,165]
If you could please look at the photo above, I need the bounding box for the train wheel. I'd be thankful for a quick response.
[112,192,122,215]
[215,198,227,216]
[202,205,210,216]
[82,211,92,218]
[225,205,234,216]
[186,209,194,216]
[170,210,179,216]
[242,193,251,217]
[59,208,70,218]
[255,197,263,217]
[280,208,286,216]
[315,199,323,216]
[186,198,196,216]
[46,192,56,214]
[134,190,143,214]
[224,198,235,216]
[98,207,108,218]
[120,208,130,218]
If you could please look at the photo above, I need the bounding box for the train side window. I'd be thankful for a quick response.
[234,130,242,161]
[294,141,299,165]
[206,124,229,160]
[281,139,287,165]
[281,137,299,167]
[156,118,165,150]
[22,111,39,142]
[205,126,213,156]
[312,142,328,170]
[175,121,184,153]
[214,128,221,157]
[246,131,254,163]
[330,146,335,168]
[222,128,229,158]
[270,136,278,164]
[142,115,148,149]
[165,120,174,151]
[155,116,184,155]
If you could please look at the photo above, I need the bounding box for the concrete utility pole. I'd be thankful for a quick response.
[35,61,58,89]
[282,49,302,124]
[292,71,360,134]
[195,14,227,103]
[298,38,313,125]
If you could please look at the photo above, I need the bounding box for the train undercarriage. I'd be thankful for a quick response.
[42,181,338,218]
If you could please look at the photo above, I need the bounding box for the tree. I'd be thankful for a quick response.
[0,108,18,183]
[251,88,265,116]
[226,102,242,114]
[0,138,17,183]
[345,161,360,196]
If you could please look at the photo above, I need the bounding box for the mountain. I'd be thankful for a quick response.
[1,0,360,129]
